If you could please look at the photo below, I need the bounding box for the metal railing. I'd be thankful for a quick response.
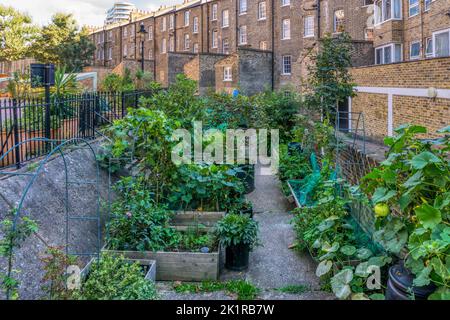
[0,90,155,168]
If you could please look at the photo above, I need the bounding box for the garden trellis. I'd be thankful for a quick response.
[0,138,102,300]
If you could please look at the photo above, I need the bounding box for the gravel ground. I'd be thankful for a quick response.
[158,165,334,300]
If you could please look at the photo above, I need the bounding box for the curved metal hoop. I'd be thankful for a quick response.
[0,137,101,299]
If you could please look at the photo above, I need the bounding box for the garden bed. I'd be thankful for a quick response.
[102,247,222,282]
[171,211,225,231]
[81,256,157,282]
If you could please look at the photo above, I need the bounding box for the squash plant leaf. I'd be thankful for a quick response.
[316,260,333,277]
[415,204,442,229]
[410,151,441,170]
[372,187,396,204]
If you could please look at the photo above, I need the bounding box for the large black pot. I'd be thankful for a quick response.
[237,164,255,194]
[386,263,436,300]
[225,243,250,271]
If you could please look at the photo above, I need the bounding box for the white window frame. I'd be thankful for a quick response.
[424,0,434,11]
[212,4,218,20]
[258,2,267,20]
[432,28,450,58]
[409,41,421,60]
[260,41,268,50]
[222,10,229,28]
[239,0,247,15]
[193,16,199,33]
[281,0,290,7]
[184,11,190,26]
[161,38,167,54]
[184,34,190,50]
[123,26,128,37]
[169,15,175,30]
[333,9,345,33]
[222,38,230,54]
[162,17,167,32]
[304,16,314,38]
[425,37,433,57]
[282,19,291,40]
[169,36,175,52]
[212,30,218,48]
[374,0,402,25]
[409,0,419,17]
[282,55,292,75]
[108,47,112,60]
[375,43,402,64]
[193,43,199,53]
[239,26,247,45]
[223,66,232,81]
[123,44,128,57]
[148,25,153,40]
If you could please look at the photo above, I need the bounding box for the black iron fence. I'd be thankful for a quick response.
[0,90,155,168]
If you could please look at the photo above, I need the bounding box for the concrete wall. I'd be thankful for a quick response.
[238,48,273,96]
[0,140,110,299]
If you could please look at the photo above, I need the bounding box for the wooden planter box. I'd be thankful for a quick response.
[170,211,225,232]
[102,211,225,282]
[102,248,221,282]
[81,257,157,282]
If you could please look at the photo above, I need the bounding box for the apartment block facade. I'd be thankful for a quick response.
[91,1,450,93]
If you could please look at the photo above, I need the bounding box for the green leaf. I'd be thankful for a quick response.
[331,269,353,300]
[410,152,442,169]
[412,265,432,287]
[372,187,397,204]
[415,204,442,229]
[356,248,372,260]
[316,260,333,277]
[367,256,392,268]
[351,293,369,300]
[340,245,357,256]
[355,262,370,277]
[428,287,450,300]
[369,293,385,300]
[430,257,450,281]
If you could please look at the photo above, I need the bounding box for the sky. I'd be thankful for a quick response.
[0,0,179,27]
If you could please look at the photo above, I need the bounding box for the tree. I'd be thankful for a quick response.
[0,5,38,61]
[306,33,355,118]
[32,13,94,72]
[58,26,95,72]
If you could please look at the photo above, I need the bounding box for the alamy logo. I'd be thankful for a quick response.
[171,121,279,174]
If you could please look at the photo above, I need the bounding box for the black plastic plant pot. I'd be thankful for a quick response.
[385,263,436,300]
[240,206,253,218]
[225,243,250,271]
[237,164,256,194]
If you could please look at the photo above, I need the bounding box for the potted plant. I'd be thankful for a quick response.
[215,213,259,271]
[228,197,253,218]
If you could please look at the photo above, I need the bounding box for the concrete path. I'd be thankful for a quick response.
[158,165,334,300]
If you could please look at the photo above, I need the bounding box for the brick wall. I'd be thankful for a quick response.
[350,57,450,141]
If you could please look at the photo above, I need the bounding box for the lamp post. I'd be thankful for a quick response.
[138,23,148,71]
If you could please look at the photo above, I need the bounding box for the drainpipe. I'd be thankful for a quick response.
[316,0,321,40]
[271,0,275,90]
[174,11,177,53]
[235,0,239,52]
[420,0,424,58]
[207,4,210,53]
[201,5,204,52]
[153,19,156,80]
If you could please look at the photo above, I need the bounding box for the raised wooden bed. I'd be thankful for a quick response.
[102,248,221,282]
[102,211,225,282]
[81,256,157,282]
[170,211,225,231]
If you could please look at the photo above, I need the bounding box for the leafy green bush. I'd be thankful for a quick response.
[106,177,180,251]
[75,254,157,300]
[292,198,390,300]
[361,124,450,299]
[278,144,312,195]
[215,214,259,250]
[168,164,245,211]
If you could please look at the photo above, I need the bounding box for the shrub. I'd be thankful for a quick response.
[215,214,259,250]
